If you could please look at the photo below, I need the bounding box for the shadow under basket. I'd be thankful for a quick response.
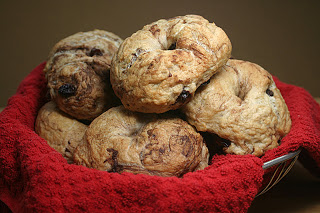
[256,150,301,197]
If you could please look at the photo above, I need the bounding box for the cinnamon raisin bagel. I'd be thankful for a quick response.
[44,30,123,120]
[111,15,232,113]
[182,59,292,156]
[73,106,209,177]
[35,101,88,163]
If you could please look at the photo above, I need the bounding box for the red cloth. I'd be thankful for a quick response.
[0,63,319,213]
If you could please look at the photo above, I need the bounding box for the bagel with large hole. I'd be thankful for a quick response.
[73,106,209,177]
[182,59,292,156]
[111,15,232,113]
[44,30,123,120]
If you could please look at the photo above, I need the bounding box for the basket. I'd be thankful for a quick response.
[0,150,301,212]
[257,150,301,197]
[1,62,319,212]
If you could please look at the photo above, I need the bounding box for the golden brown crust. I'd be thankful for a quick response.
[111,15,232,113]
[73,106,209,177]
[182,59,292,156]
[44,30,123,120]
[35,101,88,163]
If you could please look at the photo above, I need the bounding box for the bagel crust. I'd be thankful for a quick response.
[44,30,123,120]
[73,106,209,177]
[182,59,292,156]
[111,15,232,113]
[35,101,88,163]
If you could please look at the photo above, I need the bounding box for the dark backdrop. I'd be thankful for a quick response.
[1,0,319,106]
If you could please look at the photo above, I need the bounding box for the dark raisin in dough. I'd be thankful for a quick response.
[58,84,76,97]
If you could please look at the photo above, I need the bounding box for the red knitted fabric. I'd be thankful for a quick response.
[0,63,319,213]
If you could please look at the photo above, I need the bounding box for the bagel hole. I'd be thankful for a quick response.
[236,90,246,101]
[168,42,176,50]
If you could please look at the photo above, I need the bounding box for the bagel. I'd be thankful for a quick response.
[44,30,123,120]
[35,101,88,163]
[73,106,209,177]
[182,59,292,156]
[111,15,232,113]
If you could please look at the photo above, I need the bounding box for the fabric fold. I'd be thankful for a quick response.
[0,63,319,212]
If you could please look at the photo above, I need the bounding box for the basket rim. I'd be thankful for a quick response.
[262,150,301,170]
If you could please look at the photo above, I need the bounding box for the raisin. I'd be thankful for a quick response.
[176,89,190,104]
[266,88,274,97]
[88,48,103,57]
[58,84,76,97]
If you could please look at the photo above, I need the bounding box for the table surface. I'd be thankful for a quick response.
[249,161,320,213]
[249,97,320,213]
[1,99,320,212]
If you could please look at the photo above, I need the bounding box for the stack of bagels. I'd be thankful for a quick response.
[35,15,291,177]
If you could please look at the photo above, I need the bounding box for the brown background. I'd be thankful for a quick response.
[0,0,319,107]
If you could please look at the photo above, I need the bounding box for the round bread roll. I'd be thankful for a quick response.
[111,15,232,113]
[74,106,209,177]
[182,59,292,156]
[35,101,88,163]
[44,29,123,120]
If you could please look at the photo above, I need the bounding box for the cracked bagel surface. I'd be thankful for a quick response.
[44,30,123,120]
[111,15,232,113]
[182,59,292,156]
